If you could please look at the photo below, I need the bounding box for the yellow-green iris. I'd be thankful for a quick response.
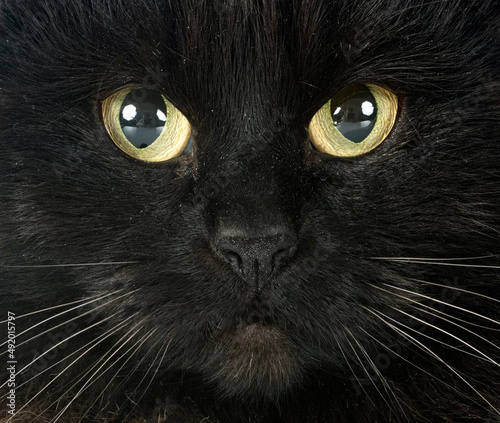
[102,88,191,162]
[309,84,398,157]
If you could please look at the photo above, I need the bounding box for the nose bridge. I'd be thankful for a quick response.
[196,92,302,237]
[214,160,291,232]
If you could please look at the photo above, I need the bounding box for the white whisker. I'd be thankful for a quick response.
[374,280,500,337]
[371,255,499,261]
[405,303,500,355]
[344,336,375,383]
[371,283,500,332]
[124,337,172,419]
[128,337,168,398]
[12,315,136,418]
[380,283,500,328]
[0,293,112,323]
[358,326,460,392]
[1,261,140,269]
[370,258,500,269]
[12,314,121,384]
[102,331,164,409]
[344,326,408,419]
[335,337,376,406]
[50,317,145,422]
[390,306,500,367]
[363,307,500,416]
[411,278,500,305]
[4,290,138,349]
[14,318,123,391]
[81,328,158,421]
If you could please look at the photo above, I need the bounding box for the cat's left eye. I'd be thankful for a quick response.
[101,88,191,162]
[308,84,398,157]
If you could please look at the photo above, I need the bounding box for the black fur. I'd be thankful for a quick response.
[1,0,499,422]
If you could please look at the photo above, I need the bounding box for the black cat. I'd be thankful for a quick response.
[1,0,499,422]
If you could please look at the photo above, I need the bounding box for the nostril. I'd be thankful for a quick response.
[271,245,296,270]
[218,248,243,272]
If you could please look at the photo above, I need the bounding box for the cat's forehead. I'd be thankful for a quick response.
[119,0,345,112]
[84,0,410,120]
[3,0,481,127]
[3,0,477,89]
[84,0,457,104]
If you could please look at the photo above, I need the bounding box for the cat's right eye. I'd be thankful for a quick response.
[101,88,191,162]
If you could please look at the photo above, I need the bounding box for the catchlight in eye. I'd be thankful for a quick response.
[309,84,398,157]
[102,88,191,162]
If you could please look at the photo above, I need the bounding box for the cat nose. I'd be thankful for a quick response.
[213,228,297,285]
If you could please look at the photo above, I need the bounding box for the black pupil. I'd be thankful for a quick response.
[119,89,167,149]
[330,85,377,143]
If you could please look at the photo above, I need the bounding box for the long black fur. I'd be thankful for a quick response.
[1,0,499,422]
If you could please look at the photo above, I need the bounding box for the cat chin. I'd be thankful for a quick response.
[206,323,303,401]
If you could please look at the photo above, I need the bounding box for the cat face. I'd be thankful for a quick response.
[1,0,499,422]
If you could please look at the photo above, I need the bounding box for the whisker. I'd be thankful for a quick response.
[370,258,500,269]
[11,313,122,384]
[4,290,138,349]
[335,337,377,405]
[49,317,145,422]
[375,280,500,337]
[371,283,500,332]
[101,331,164,412]
[410,278,500,305]
[344,336,376,386]
[371,255,499,261]
[0,293,111,323]
[0,291,125,332]
[404,303,500,355]
[14,318,123,391]
[1,261,140,269]
[81,329,158,421]
[395,1,460,17]
[127,337,168,399]
[13,315,136,419]
[364,307,500,416]
[344,326,407,418]
[389,306,500,367]
[125,337,172,418]
[380,283,500,328]
[358,327,477,399]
